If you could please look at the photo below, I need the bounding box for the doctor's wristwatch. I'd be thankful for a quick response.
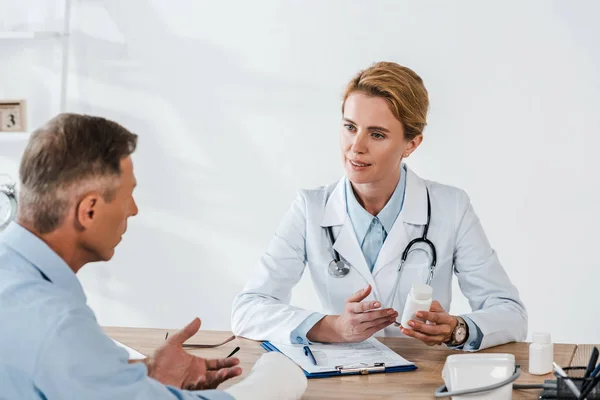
[0,176,18,232]
[445,316,469,347]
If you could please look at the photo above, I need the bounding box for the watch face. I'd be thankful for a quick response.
[455,326,467,342]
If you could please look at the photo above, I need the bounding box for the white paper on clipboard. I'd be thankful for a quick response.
[112,339,146,360]
[269,338,413,374]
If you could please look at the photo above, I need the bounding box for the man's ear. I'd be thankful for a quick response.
[75,193,101,230]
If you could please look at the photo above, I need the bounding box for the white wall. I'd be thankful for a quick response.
[1,0,599,344]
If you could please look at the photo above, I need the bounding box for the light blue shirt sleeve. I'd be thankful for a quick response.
[446,316,484,352]
[34,307,233,400]
[290,312,326,344]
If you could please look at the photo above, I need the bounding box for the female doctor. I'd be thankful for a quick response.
[231,62,527,351]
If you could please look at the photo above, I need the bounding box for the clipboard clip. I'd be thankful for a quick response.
[335,362,386,375]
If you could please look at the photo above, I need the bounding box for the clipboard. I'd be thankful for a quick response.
[261,341,417,378]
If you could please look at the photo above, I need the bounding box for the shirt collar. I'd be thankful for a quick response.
[0,222,87,302]
[345,164,407,243]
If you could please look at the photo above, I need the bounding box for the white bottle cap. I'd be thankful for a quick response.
[411,283,433,300]
[532,332,551,344]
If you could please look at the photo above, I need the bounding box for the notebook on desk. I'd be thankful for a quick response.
[261,337,417,378]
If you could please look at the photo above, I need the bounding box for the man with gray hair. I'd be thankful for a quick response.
[0,114,307,400]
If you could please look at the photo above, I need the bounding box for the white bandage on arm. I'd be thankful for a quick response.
[225,352,307,400]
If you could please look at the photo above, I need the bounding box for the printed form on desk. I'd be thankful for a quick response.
[270,338,414,374]
[112,339,146,360]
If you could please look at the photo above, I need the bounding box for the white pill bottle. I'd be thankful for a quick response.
[400,283,433,329]
[529,332,554,375]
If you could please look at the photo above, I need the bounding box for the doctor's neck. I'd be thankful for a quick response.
[350,168,401,216]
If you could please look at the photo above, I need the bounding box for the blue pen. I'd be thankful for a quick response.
[588,363,600,380]
[581,347,599,394]
[303,345,317,366]
[580,362,600,400]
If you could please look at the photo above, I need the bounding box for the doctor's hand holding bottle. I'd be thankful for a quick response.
[306,285,398,343]
[306,285,461,345]
[400,301,463,347]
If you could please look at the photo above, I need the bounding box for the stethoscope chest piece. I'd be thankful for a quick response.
[328,259,350,278]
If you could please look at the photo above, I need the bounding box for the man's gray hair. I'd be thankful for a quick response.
[18,113,138,233]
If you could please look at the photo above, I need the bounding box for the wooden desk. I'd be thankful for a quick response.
[105,327,578,399]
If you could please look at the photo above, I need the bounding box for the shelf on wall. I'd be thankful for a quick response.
[0,0,73,117]
[0,31,68,39]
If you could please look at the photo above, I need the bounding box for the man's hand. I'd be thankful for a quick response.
[400,301,459,346]
[307,285,397,343]
[146,318,242,390]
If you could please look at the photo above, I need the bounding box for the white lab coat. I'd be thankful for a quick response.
[232,167,527,350]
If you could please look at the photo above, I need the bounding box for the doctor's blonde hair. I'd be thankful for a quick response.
[342,61,429,141]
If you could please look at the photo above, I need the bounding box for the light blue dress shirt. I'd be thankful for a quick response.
[290,165,483,351]
[0,222,233,400]
[345,165,407,271]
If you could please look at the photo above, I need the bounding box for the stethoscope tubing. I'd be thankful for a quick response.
[326,188,436,289]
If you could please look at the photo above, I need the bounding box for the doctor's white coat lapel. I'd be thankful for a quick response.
[320,178,378,296]
[372,168,429,307]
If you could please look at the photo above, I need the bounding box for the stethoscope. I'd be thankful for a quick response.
[326,188,437,298]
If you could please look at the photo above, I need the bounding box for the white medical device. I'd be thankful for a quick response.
[435,354,521,399]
